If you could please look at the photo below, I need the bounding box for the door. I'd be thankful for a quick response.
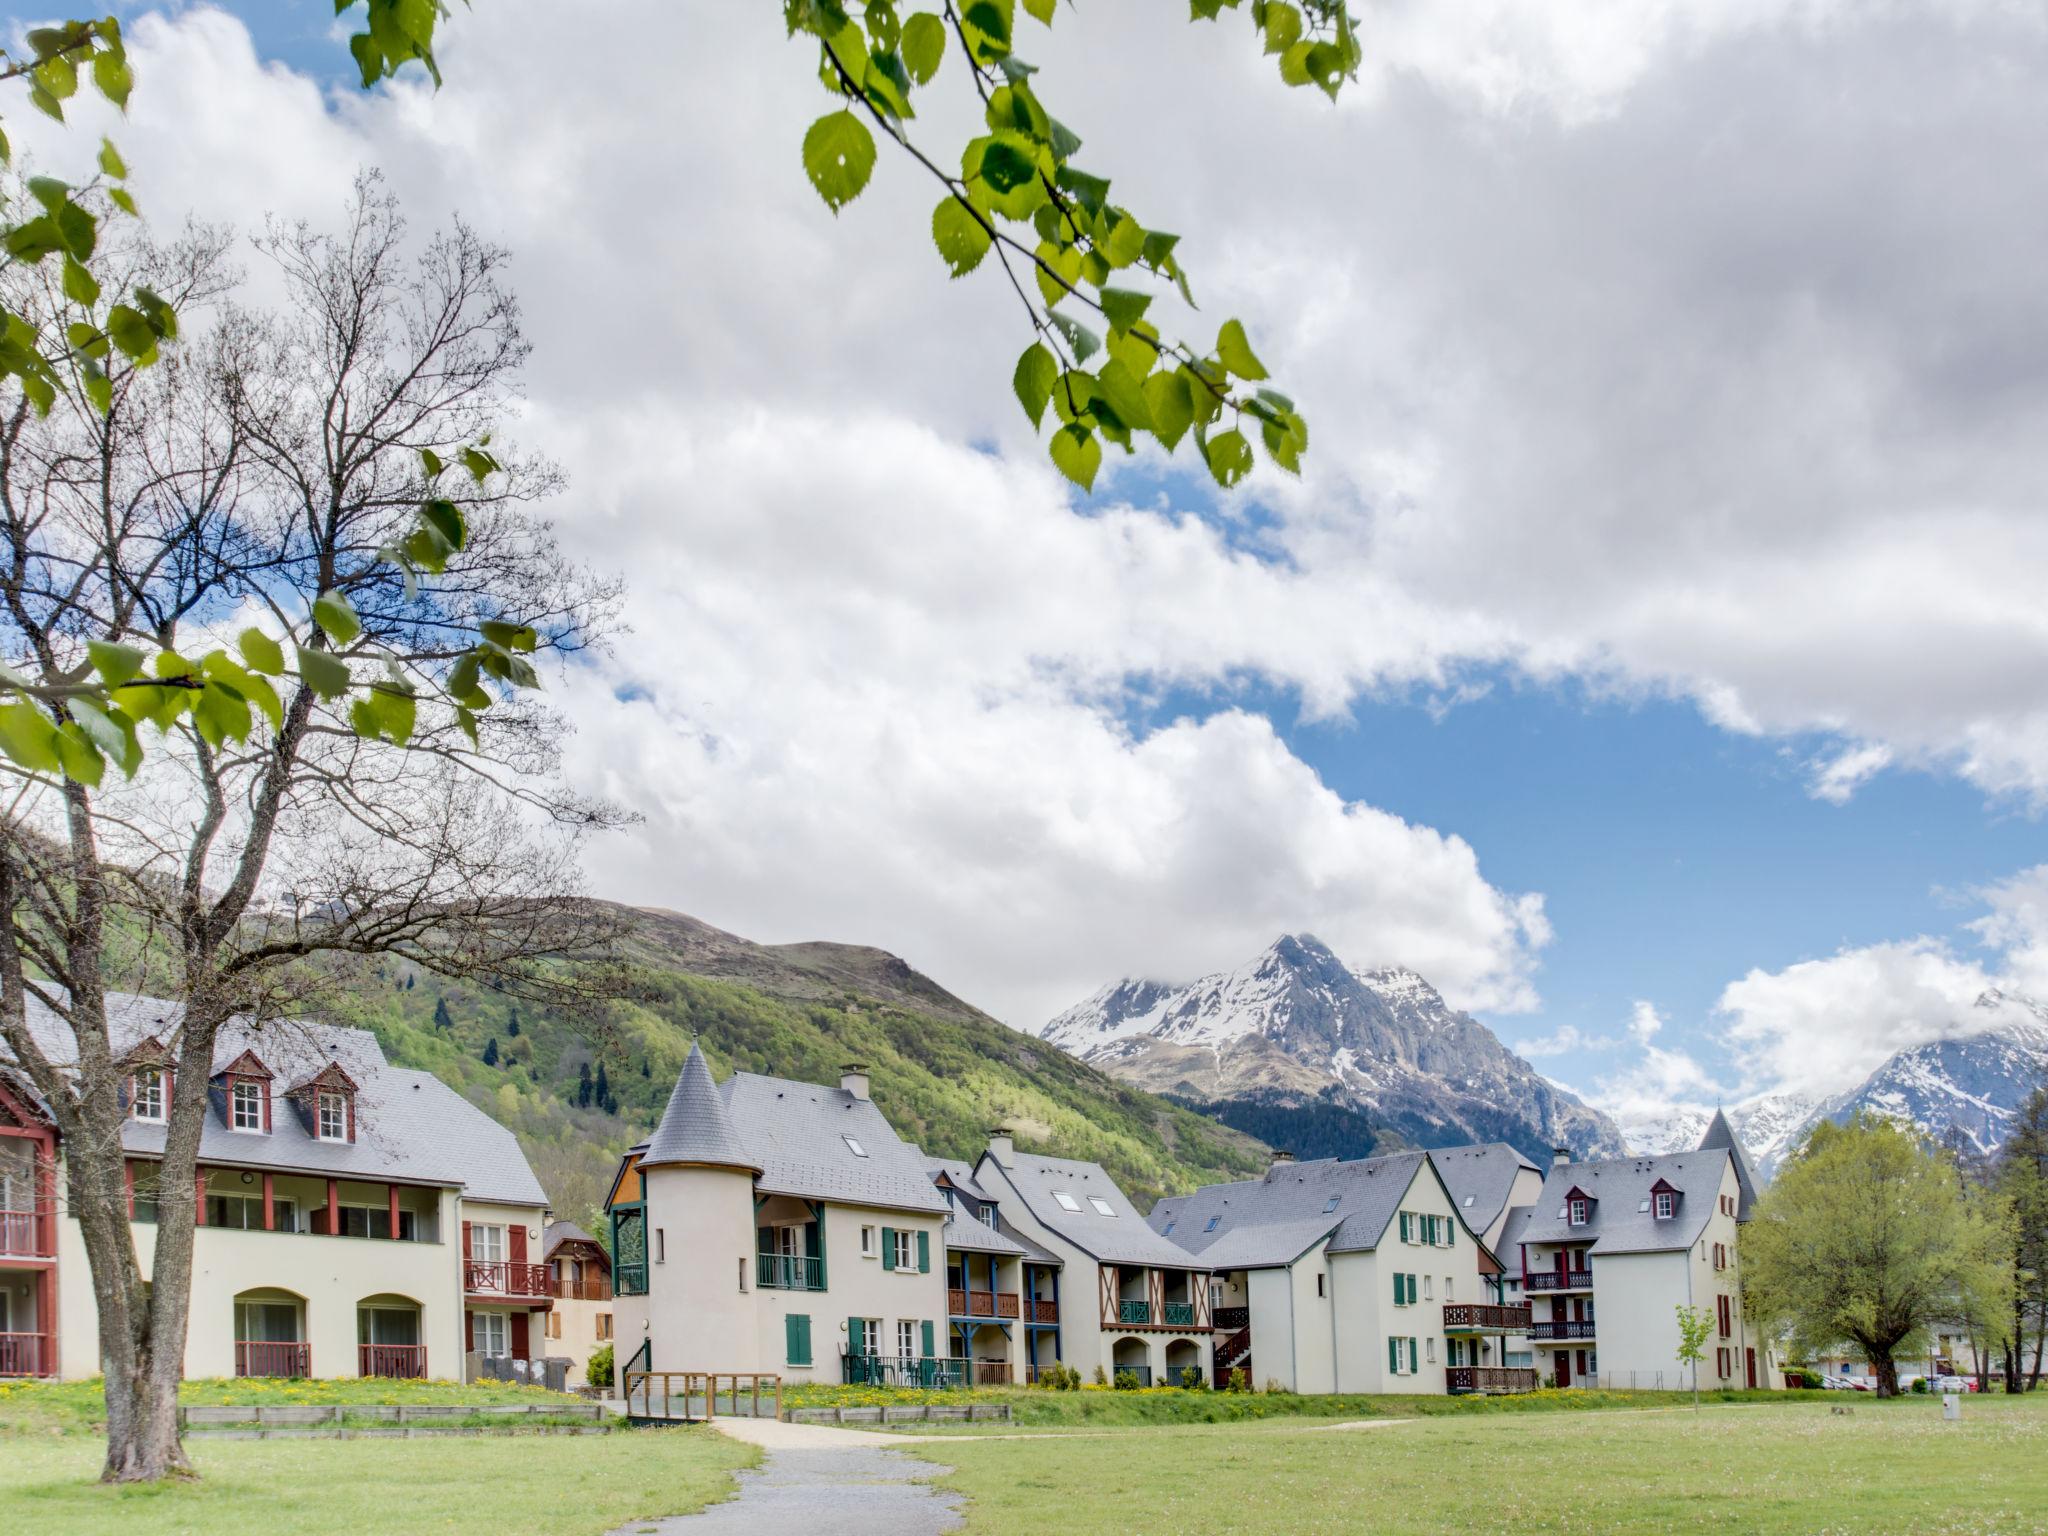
[1746,1348,1757,1389]
[1556,1349,1571,1388]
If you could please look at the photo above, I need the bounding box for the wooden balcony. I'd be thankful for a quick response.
[1524,1271,1594,1293]
[0,1331,48,1376]
[359,1343,427,1379]
[1442,1303,1531,1333]
[968,1360,1012,1386]
[0,1209,49,1258]
[235,1340,309,1378]
[1213,1306,1250,1331]
[1025,1297,1058,1324]
[551,1277,614,1301]
[1447,1366,1538,1395]
[465,1260,550,1300]
[947,1289,1021,1319]
[1529,1319,1597,1341]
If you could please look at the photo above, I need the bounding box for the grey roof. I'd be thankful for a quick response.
[924,1157,1061,1264]
[929,1157,992,1203]
[642,1041,758,1172]
[985,1152,1206,1269]
[716,1073,948,1215]
[1697,1109,1760,1218]
[6,990,546,1205]
[1150,1152,1436,1268]
[1428,1144,1540,1234]
[1502,1150,1735,1256]
[544,1219,594,1251]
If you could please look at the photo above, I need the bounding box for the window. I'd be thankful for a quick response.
[1655,1191,1674,1220]
[132,1068,165,1122]
[317,1091,347,1142]
[1462,1194,1474,1207]
[1052,1191,1081,1212]
[472,1224,506,1262]
[1394,1272,1417,1306]
[1087,1195,1116,1217]
[654,1228,666,1264]
[861,1225,878,1258]
[231,1080,265,1132]
[1568,1198,1587,1226]
[1323,1195,1341,1214]
[843,1135,868,1158]
[1637,1200,1651,1213]
[207,1193,264,1230]
[854,1317,880,1357]
[1712,1242,1726,1271]
[897,1319,918,1367]
[979,1206,999,1230]
[892,1229,916,1270]
[1423,1275,1433,1300]
[785,1313,811,1366]
[1426,1338,1436,1364]
[1316,1272,1325,1298]
[1717,1294,1732,1338]
[472,1311,508,1357]
[596,1314,612,1341]
[1162,1221,1176,1236]
[1203,1215,1220,1233]
[1445,1277,1454,1300]
[546,1313,561,1340]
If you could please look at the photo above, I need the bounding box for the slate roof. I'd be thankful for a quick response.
[710,1072,948,1215]
[1499,1150,1735,1256]
[1149,1152,1436,1268]
[1427,1143,1540,1235]
[986,1152,1202,1268]
[1696,1109,1760,1218]
[5,990,547,1205]
[643,1042,758,1172]
[923,1156,1061,1263]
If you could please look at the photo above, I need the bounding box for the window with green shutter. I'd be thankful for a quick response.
[786,1313,812,1366]
[920,1320,935,1359]
[1388,1336,1399,1373]
[1408,1337,1418,1374]
[917,1229,930,1273]
[881,1227,896,1271]
[1399,1212,1412,1243]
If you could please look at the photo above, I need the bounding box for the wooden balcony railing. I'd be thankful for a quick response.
[465,1260,549,1298]
[1529,1319,1597,1341]
[1447,1366,1538,1395]
[551,1277,614,1301]
[1524,1271,1593,1292]
[1443,1303,1532,1332]
[1025,1297,1058,1324]
[0,1331,47,1376]
[0,1209,47,1257]
[235,1340,309,1378]
[359,1343,427,1379]
[969,1360,1012,1386]
[947,1289,1023,1318]
[1213,1306,1251,1332]
[756,1253,825,1292]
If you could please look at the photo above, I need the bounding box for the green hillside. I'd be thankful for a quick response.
[321,906,1272,1231]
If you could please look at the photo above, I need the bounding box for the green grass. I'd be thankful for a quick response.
[0,1378,576,1438]
[913,1394,2048,1534]
[0,1428,754,1536]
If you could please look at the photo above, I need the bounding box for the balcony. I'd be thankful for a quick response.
[0,1332,48,1376]
[947,1288,1021,1319]
[616,1263,648,1297]
[1447,1366,1538,1395]
[359,1343,428,1379]
[0,1209,49,1258]
[967,1360,1012,1386]
[1529,1319,1597,1341]
[235,1340,310,1378]
[757,1253,825,1292]
[551,1276,613,1301]
[1443,1303,1531,1333]
[1162,1303,1197,1328]
[1214,1306,1250,1331]
[1025,1297,1058,1324]
[1524,1271,1593,1293]
[465,1260,549,1300]
[1118,1299,1150,1325]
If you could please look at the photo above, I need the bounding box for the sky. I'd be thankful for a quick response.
[16,0,2048,1130]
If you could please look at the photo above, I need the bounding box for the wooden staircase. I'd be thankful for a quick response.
[1215,1324,1252,1386]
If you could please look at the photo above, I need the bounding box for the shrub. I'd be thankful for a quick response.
[1263,1377,1285,1394]
[1113,1369,1140,1391]
[1227,1367,1249,1393]
[1910,1376,1929,1394]
[587,1343,614,1393]
[1093,1364,1109,1386]
[1178,1366,1204,1390]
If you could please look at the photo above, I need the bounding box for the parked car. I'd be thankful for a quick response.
[1931,1375,1978,1393]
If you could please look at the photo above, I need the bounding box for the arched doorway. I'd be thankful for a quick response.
[1164,1338,1203,1388]
[233,1288,308,1378]
[1112,1336,1151,1387]
[358,1293,426,1379]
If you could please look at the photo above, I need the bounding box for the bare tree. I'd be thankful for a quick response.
[0,173,628,1482]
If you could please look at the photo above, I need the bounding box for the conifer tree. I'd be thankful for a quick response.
[576,1061,593,1109]
[432,997,453,1031]
[594,1061,610,1105]
[482,1037,499,1067]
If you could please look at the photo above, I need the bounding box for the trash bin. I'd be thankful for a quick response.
[1942,1392,1960,1421]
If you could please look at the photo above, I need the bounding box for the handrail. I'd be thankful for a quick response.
[465,1259,550,1297]
[0,1331,46,1376]
[359,1343,428,1379]
[624,1370,781,1422]
[755,1252,825,1291]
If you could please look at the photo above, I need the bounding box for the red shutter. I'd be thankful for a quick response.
[346,1095,356,1143]
[262,1084,272,1133]
[462,1220,473,1257]
[510,1225,527,1264]
[465,1309,475,1349]
[511,1312,529,1359]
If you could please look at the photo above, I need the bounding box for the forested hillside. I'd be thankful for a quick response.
[321,906,1272,1231]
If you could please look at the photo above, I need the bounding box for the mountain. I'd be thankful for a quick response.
[1039,934,1627,1166]
[1621,1092,1819,1167]
[314,905,1272,1231]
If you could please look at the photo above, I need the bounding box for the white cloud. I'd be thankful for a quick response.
[1807,742,1895,805]
[1586,1000,1728,1121]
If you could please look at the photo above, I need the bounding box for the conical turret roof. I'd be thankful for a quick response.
[1697,1106,1759,1216]
[641,1041,759,1172]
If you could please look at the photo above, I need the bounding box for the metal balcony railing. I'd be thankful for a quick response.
[756,1252,825,1291]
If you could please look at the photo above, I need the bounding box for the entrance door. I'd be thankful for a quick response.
[1746,1348,1757,1389]
[1556,1349,1571,1388]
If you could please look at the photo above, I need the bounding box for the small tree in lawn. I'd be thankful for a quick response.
[1675,1304,1713,1412]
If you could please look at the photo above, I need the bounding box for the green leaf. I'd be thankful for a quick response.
[97,136,127,179]
[312,588,362,646]
[295,645,351,701]
[4,216,64,263]
[419,447,444,478]
[456,706,480,747]
[108,187,137,218]
[1032,240,1082,308]
[900,12,946,83]
[1098,287,1152,336]
[1093,358,1153,433]
[958,0,1013,62]
[86,639,143,687]
[1013,341,1057,429]
[977,136,1038,195]
[91,49,132,108]
[53,722,103,785]
[104,304,156,364]
[931,197,992,277]
[61,256,99,305]
[69,697,139,776]
[1022,0,1055,22]
[239,672,283,731]
[192,680,252,746]
[1143,369,1195,451]
[1262,1,1303,54]
[1216,318,1270,381]
[1047,310,1100,364]
[480,619,539,653]
[421,497,465,551]
[1204,428,1254,489]
[1048,423,1101,491]
[0,702,62,773]
[238,627,285,676]
[351,686,416,745]
[802,110,877,214]
[459,445,498,482]
[1054,165,1108,218]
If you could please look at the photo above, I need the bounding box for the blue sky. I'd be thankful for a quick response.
[41,2,2048,1125]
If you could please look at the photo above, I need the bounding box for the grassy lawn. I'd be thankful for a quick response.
[913,1394,2048,1534]
[0,1377,577,1437]
[0,1429,754,1536]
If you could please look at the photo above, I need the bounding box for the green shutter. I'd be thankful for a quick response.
[786,1313,812,1366]
[1409,1337,1418,1374]
[921,1320,935,1359]
[882,1227,896,1271]
[808,1212,826,1288]
[917,1229,930,1273]
[1446,1219,1454,1248]
[849,1316,865,1356]
[1399,1212,1410,1243]
[1388,1336,1399,1373]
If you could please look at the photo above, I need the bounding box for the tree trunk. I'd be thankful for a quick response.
[2003,1342,2022,1395]
[2030,1310,2044,1390]
[1871,1349,1900,1398]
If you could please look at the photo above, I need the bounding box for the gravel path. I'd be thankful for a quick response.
[608,1435,963,1536]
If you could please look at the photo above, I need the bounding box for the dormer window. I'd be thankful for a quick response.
[1654,1191,1675,1220]
[232,1080,266,1132]
[1568,1197,1588,1226]
[317,1091,348,1142]
[979,1205,999,1230]
[132,1068,166,1123]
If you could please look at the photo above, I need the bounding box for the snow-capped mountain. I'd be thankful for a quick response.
[1040,934,1627,1163]
[1621,1092,1819,1167]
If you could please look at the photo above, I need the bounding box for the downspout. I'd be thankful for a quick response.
[1326,1247,1340,1393]
[1285,1265,1298,1392]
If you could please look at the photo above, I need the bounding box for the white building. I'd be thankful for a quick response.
[1,990,551,1383]
[927,1156,1065,1385]
[540,1220,614,1381]
[1497,1114,1783,1391]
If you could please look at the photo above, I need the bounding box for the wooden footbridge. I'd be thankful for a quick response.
[623,1371,783,1423]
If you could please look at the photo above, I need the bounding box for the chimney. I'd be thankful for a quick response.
[1552,1146,1572,1167]
[988,1127,1014,1167]
[1270,1150,1296,1177]
[841,1063,870,1102]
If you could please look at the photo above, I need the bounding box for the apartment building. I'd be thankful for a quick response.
[0,990,551,1382]
[1497,1114,1781,1391]
[1428,1143,1545,1377]
[1152,1149,1532,1395]
[540,1220,614,1380]
[606,1048,950,1388]
[970,1132,1213,1386]
[927,1157,1064,1384]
